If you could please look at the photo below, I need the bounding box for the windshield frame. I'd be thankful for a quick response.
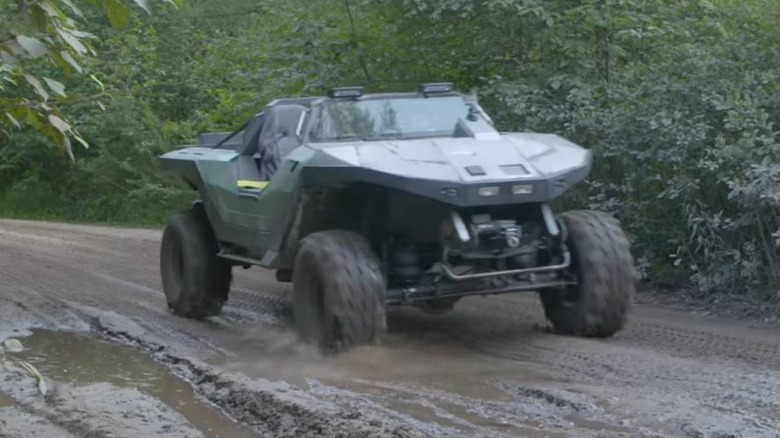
[302,92,482,144]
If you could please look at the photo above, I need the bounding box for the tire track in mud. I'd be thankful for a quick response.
[223,288,292,326]
[383,298,780,437]
[410,292,780,373]
[623,317,780,368]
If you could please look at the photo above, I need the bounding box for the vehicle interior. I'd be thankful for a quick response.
[232,102,311,191]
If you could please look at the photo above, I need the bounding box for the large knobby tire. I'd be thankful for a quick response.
[540,210,635,338]
[292,230,387,353]
[160,206,232,319]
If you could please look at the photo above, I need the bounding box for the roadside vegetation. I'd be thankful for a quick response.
[2,0,780,304]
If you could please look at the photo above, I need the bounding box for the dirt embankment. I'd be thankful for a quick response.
[2,219,780,438]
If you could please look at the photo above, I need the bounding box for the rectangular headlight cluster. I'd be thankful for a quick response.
[511,184,533,195]
[476,184,534,197]
[477,186,500,197]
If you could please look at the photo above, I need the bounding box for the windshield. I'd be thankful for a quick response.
[308,95,472,142]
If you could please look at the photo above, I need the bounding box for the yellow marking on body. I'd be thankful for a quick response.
[237,180,268,189]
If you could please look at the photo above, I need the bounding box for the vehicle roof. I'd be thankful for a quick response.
[264,91,465,110]
[209,89,468,150]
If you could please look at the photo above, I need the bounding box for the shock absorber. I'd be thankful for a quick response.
[390,241,422,282]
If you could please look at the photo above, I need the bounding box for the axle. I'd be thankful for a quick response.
[385,271,575,305]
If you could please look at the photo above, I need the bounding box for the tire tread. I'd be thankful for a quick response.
[292,230,386,351]
[160,206,232,319]
[541,210,635,337]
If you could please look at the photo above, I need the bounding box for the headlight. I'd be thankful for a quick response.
[441,187,459,197]
[478,186,500,197]
[511,184,533,195]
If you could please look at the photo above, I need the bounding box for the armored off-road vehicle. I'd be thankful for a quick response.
[158,83,635,351]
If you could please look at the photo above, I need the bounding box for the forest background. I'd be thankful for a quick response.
[2,0,780,305]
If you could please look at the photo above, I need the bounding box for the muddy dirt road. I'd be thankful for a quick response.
[1,219,780,438]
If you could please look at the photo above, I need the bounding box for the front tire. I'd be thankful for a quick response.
[540,210,635,337]
[292,230,386,352]
[160,206,232,319]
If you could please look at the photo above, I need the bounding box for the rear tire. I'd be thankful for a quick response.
[160,206,232,319]
[292,230,386,353]
[540,210,635,337]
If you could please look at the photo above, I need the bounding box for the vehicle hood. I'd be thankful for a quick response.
[310,132,591,182]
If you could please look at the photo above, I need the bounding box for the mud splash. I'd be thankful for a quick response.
[7,329,255,438]
[207,324,604,437]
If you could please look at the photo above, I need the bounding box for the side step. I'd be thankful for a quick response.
[218,253,264,266]
[217,251,291,282]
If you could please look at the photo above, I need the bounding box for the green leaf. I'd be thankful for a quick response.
[39,1,68,22]
[63,135,73,160]
[69,29,97,39]
[90,74,105,92]
[26,109,43,130]
[16,36,48,58]
[5,112,21,129]
[8,107,28,124]
[73,133,89,149]
[13,359,47,396]
[48,114,72,134]
[59,50,83,73]
[51,52,72,75]
[133,0,151,13]
[165,0,184,9]
[61,0,84,17]
[105,0,131,28]
[24,75,49,100]
[45,127,74,159]
[57,29,88,55]
[31,5,49,30]
[43,77,67,97]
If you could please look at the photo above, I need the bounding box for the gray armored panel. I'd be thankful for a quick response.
[299,132,591,206]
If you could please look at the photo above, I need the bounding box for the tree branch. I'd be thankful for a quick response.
[16,0,29,16]
[343,0,372,84]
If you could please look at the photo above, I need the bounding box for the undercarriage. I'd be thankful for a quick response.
[381,205,575,306]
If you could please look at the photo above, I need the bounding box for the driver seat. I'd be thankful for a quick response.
[236,112,266,190]
[257,104,307,181]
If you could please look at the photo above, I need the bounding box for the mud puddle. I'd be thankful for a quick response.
[6,329,256,438]
[209,326,531,393]
[209,326,619,436]
[0,392,14,407]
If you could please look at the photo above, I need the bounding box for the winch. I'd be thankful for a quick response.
[468,213,522,251]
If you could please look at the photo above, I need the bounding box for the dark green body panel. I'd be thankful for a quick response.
[160,146,318,268]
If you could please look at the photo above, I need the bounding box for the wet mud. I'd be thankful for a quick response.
[0,392,13,408]
[2,219,780,437]
[0,359,205,438]
[4,329,255,438]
